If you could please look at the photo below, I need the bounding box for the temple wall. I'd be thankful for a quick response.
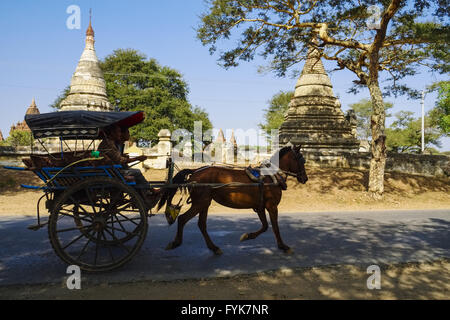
[1,145,448,178]
[303,151,450,178]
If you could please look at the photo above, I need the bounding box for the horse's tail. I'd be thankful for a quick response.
[157,169,194,211]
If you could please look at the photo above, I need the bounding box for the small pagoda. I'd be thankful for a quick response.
[279,45,359,153]
[59,16,112,112]
[10,98,40,134]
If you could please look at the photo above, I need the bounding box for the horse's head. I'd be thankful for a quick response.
[276,145,308,184]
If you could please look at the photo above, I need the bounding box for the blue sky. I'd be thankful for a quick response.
[0,0,448,150]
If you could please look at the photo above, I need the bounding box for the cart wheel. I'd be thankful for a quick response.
[48,177,148,272]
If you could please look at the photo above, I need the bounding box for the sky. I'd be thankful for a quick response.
[0,0,448,150]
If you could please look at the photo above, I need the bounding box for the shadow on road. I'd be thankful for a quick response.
[0,211,449,292]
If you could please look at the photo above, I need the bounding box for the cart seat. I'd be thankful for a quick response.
[22,151,113,170]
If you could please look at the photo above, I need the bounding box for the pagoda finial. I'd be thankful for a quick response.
[26,98,40,115]
[86,8,94,37]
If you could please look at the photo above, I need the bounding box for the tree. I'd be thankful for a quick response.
[6,130,34,147]
[196,0,448,199]
[52,49,212,144]
[259,91,293,137]
[386,111,442,153]
[50,86,70,110]
[428,81,450,136]
[349,98,393,140]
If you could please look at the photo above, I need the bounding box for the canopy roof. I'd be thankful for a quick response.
[25,111,145,140]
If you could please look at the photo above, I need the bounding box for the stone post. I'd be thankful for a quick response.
[156,129,171,169]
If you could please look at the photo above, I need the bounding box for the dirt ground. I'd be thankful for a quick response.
[1,166,449,216]
[0,166,449,300]
[1,259,448,300]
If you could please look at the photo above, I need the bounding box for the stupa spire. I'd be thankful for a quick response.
[86,9,95,38]
[216,129,226,143]
[229,130,237,147]
[59,11,112,112]
[26,98,40,115]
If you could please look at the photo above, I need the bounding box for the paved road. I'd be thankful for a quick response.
[0,210,449,286]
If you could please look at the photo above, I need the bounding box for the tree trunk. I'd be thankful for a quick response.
[367,80,387,199]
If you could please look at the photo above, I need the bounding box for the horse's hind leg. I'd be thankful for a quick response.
[165,204,201,250]
[198,207,222,255]
[266,204,291,253]
[240,209,268,242]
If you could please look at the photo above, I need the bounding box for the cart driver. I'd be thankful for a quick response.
[98,124,161,210]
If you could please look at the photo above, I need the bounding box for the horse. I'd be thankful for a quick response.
[158,145,308,255]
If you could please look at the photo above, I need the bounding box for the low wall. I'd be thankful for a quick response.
[304,151,450,178]
[1,146,449,178]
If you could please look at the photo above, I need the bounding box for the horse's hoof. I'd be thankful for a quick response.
[240,233,249,242]
[214,248,223,256]
[284,248,293,255]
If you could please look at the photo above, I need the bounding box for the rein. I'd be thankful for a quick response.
[280,170,297,178]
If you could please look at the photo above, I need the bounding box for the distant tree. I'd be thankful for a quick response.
[197,0,449,198]
[349,99,393,140]
[386,111,442,153]
[51,49,212,144]
[6,130,34,147]
[259,91,294,137]
[428,81,450,136]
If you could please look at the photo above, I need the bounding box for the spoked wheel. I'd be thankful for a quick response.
[48,177,148,272]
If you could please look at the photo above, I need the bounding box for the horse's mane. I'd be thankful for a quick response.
[270,146,292,163]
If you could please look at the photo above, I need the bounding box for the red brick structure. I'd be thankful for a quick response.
[10,98,40,134]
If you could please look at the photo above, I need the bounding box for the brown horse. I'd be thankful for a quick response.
[158,145,308,255]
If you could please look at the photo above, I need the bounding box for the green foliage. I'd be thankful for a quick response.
[349,99,393,140]
[6,130,34,147]
[50,86,70,110]
[428,81,450,136]
[0,140,10,146]
[259,91,293,137]
[196,1,448,96]
[51,49,212,144]
[386,111,443,153]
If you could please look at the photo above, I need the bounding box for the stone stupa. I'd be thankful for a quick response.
[59,15,112,112]
[279,44,359,153]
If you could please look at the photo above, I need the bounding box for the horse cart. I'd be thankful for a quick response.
[3,110,308,272]
[3,110,174,272]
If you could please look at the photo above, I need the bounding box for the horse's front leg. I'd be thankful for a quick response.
[165,204,200,250]
[240,208,268,242]
[266,203,292,254]
[198,207,222,255]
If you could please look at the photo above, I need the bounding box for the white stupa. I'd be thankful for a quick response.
[59,15,112,112]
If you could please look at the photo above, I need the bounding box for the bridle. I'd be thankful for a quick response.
[280,149,305,178]
[269,148,305,179]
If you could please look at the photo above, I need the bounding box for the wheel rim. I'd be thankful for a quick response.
[49,179,147,271]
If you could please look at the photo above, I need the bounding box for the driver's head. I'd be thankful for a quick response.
[120,127,130,143]
[104,124,121,143]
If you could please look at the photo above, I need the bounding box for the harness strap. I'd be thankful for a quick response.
[258,181,265,212]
